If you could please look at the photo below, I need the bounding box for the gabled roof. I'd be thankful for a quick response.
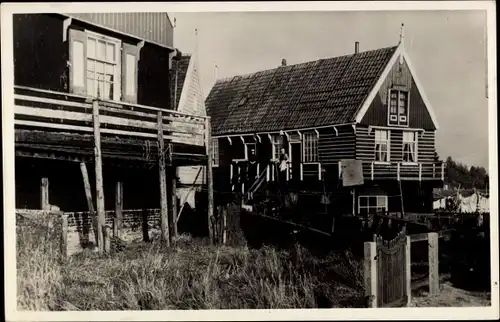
[171,54,192,110]
[206,45,398,136]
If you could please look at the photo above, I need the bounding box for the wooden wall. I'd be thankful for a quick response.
[355,125,436,162]
[14,14,68,92]
[360,57,437,130]
[13,14,172,110]
[68,13,174,48]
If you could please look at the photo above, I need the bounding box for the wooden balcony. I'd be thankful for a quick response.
[360,161,445,181]
[13,86,209,166]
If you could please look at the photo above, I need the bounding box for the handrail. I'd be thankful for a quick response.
[14,85,209,120]
[14,88,207,147]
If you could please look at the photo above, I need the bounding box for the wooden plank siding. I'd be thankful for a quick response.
[318,126,356,165]
[355,125,436,162]
[360,57,436,130]
[67,13,174,48]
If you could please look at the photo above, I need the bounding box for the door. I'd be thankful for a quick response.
[290,142,302,182]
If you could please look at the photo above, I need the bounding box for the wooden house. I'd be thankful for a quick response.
[13,12,210,224]
[205,37,444,230]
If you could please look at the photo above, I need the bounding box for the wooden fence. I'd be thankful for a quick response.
[364,231,449,308]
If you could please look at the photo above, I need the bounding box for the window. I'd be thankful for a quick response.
[245,143,256,159]
[271,135,283,161]
[303,132,318,162]
[388,89,409,126]
[358,195,388,216]
[403,131,418,163]
[374,130,390,162]
[211,138,219,166]
[69,28,137,102]
[86,33,120,100]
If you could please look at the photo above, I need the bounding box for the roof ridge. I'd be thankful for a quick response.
[213,45,398,82]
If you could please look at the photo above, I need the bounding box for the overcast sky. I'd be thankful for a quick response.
[171,10,489,169]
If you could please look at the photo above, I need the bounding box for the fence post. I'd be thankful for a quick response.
[92,100,106,254]
[364,241,377,308]
[104,226,111,253]
[428,232,439,296]
[115,181,123,239]
[405,236,412,306]
[60,213,68,261]
[41,177,50,211]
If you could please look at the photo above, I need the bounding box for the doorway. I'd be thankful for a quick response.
[290,142,302,182]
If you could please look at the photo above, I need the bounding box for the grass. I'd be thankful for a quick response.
[17,221,365,310]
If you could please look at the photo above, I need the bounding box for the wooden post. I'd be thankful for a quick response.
[115,181,123,239]
[168,163,178,239]
[142,210,150,242]
[222,206,227,245]
[80,162,98,245]
[60,214,68,261]
[157,111,170,246]
[92,100,105,253]
[104,226,111,253]
[205,117,214,245]
[41,177,49,210]
[405,236,412,306]
[364,241,378,308]
[428,232,439,295]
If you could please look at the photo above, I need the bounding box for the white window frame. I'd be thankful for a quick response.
[271,134,283,161]
[302,132,319,163]
[245,142,257,160]
[84,30,122,101]
[211,138,219,167]
[374,129,391,164]
[388,89,410,127]
[358,195,388,215]
[402,131,418,164]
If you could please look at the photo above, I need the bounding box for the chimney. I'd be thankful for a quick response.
[281,58,287,67]
[355,41,359,54]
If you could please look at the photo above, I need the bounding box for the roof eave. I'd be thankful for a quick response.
[60,13,175,52]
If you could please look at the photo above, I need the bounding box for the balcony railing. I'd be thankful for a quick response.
[358,161,445,181]
[14,86,208,148]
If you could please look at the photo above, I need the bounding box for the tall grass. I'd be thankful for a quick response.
[17,224,364,310]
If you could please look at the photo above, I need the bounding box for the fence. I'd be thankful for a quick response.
[364,231,445,308]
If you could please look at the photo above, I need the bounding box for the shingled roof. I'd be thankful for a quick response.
[171,54,191,110]
[205,45,398,136]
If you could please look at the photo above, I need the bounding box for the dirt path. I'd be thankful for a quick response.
[410,282,491,307]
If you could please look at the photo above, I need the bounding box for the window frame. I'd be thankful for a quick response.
[374,129,391,164]
[211,138,219,167]
[402,131,418,164]
[387,88,410,127]
[84,30,122,101]
[358,195,388,216]
[302,132,319,163]
[271,134,283,162]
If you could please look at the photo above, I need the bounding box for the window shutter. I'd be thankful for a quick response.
[121,43,139,103]
[68,28,87,96]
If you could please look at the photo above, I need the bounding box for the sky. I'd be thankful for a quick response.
[171,10,489,169]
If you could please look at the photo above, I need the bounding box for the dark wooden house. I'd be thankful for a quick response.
[13,13,210,216]
[205,38,444,231]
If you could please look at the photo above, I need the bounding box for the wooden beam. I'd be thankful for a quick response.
[40,177,49,211]
[157,111,170,246]
[428,232,440,296]
[79,162,98,244]
[92,100,106,253]
[206,117,214,245]
[405,236,412,305]
[60,214,68,261]
[115,181,123,239]
[364,241,378,308]
[168,165,178,239]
